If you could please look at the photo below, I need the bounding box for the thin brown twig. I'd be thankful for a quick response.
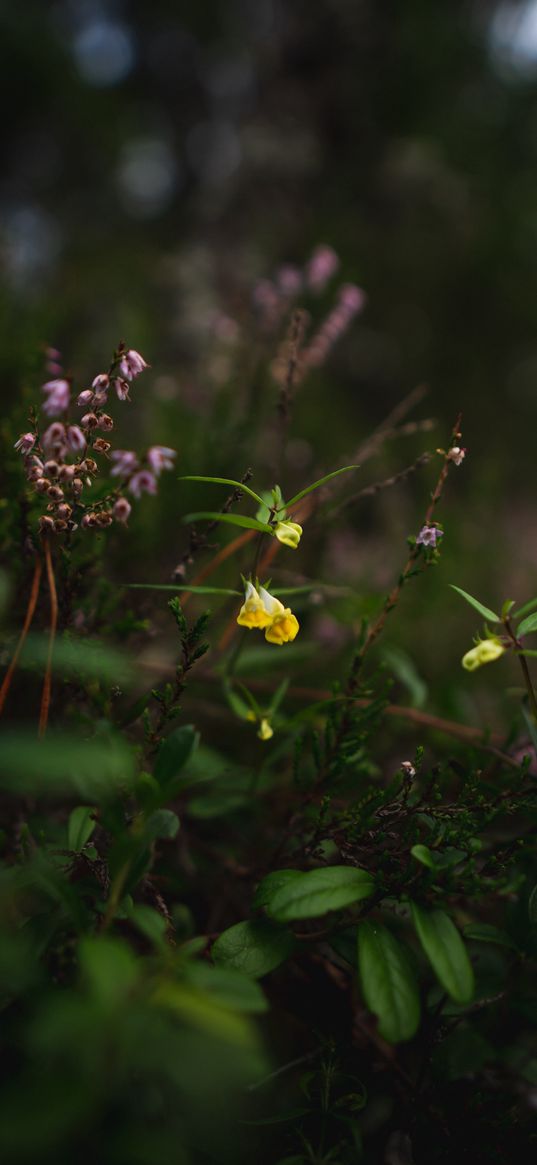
[38,537,58,738]
[326,452,433,521]
[353,383,429,465]
[0,555,43,716]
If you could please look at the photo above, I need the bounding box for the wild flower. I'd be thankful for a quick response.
[416,525,443,548]
[42,378,70,416]
[257,718,274,741]
[306,244,340,292]
[236,581,300,644]
[462,637,506,671]
[237,581,272,630]
[110,450,139,477]
[128,470,158,499]
[13,433,36,454]
[274,519,303,549]
[147,446,176,475]
[119,348,149,380]
[447,446,466,466]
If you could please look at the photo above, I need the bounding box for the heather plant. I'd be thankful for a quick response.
[1,259,536,1165]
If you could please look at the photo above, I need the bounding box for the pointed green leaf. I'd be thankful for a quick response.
[463,923,516,950]
[410,902,474,1004]
[513,595,537,620]
[183,512,274,534]
[411,844,435,869]
[284,465,359,509]
[449,585,500,623]
[127,584,241,595]
[67,806,96,852]
[517,612,537,638]
[178,475,266,506]
[212,919,295,978]
[358,921,420,1043]
[266,866,374,922]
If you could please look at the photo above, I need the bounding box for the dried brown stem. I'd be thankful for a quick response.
[0,555,43,717]
[38,537,58,738]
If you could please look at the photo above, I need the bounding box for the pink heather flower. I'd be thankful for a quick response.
[146,445,176,475]
[338,283,366,315]
[253,279,279,311]
[91,374,109,391]
[42,423,66,455]
[113,497,132,523]
[416,525,443,548]
[276,265,303,297]
[128,470,157,499]
[14,432,36,454]
[118,349,149,380]
[67,426,86,454]
[113,378,130,401]
[447,446,466,466]
[42,379,70,416]
[110,450,139,477]
[306,245,340,292]
[77,390,94,408]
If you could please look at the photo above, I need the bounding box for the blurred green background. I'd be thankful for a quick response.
[3,0,537,728]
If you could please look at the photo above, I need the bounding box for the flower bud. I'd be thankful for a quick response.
[81,512,98,528]
[257,718,274,741]
[47,484,64,502]
[72,477,84,497]
[58,464,75,483]
[93,438,111,454]
[95,510,113,527]
[81,412,99,430]
[54,519,68,532]
[112,497,132,523]
[44,460,60,478]
[56,503,72,521]
[38,515,56,533]
[14,432,36,454]
[274,520,303,549]
[96,413,114,432]
[92,373,109,391]
[26,464,43,482]
[35,477,51,494]
[77,390,94,408]
[67,425,86,453]
[84,458,98,474]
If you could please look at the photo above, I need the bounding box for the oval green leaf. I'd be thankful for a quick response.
[266,866,374,922]
[410,902,474,1004]
[212,919,295,978]
[358,921,421,1043]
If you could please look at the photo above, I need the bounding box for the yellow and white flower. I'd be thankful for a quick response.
[236,581,299,645]
[462,637,505,671]
[274,520,303,549]
[257,718,274,741]
[236,580,272,630]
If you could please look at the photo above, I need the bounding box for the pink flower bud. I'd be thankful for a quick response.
[118,349,149,380]
[41,378,70,416]
[47,484,64,502]
[38,515,56,534]
[110,450,139,477]
[77,390,94,408]
[95,510,113,527]
[307,245,339,292]
[338,283,365,314]
[112,497,132,523]
[81,413,99,430]
[59,464,75,483]
[146,445,176,475]
[128,469,157,499]
[14,432,35,454]
[92,374,110,391]
[276,265,303,296]
[67,426,86,454]
[42,423,66,454]
[72,478,84,497]
[81,513,97,528]
[56,503,72,521]
[93,438,111,454]
[35,477,51,494]
[44,460,60,477]
[96,413,114,432]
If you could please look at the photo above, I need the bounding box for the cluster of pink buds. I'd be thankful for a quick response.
[270,280,366,387]
[252,243,344,333]
[13,342,175,536]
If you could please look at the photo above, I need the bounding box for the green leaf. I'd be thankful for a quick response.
[411,845,466,870]
[513,595,537,620]
[0,731,136,800]
[79,936,139,1007]
[126,903,168,947]
[183,512,274,534]
[154,725,199,789]
[144,809,180,841]
[449,585,500,623]
[212,919,295,978]
[463,923,516,950]
[284,466,358,509]
[383,645,427,709]
[410,844,435,869]
[183,963,268,1013]
[517,611,537,638]
[410,903,474,1004]
[253,869,304,910]
[266,866,374,922]
[178,474,266,506]
[357,921,420,1043]
[67,806,96,852]
[529,885,537,924]
[267,678,290,717]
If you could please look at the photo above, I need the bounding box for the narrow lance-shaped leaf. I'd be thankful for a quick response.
[284,465,359,509]
[449,585,500,624]
[516,611,537,638]
[358,921,421,1043]
[126,583,242,595]
[178,475,266,507]
[183,512,274,534]
[513,595,537,620]
[410,902,474,1004]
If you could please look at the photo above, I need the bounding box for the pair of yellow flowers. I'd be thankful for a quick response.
[237,580,299,645]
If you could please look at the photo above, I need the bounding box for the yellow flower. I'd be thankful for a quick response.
[236,580,272,630]
[274,520,303,549]
[257,718,274,741]
[258,586,300,646]
[462,637,505,671]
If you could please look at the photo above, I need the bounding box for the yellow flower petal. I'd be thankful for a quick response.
[265,610,299,645]
[274,520,302,549]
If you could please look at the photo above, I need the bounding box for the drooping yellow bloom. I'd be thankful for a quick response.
[257,718,274,741]
[258,586,299,646]
[237,580,272,630]
[274,520,303,549]
[462,637,505,671]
